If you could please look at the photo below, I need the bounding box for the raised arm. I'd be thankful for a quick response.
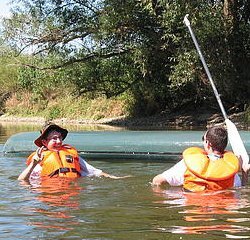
[18,147,45,181]
[18,159,40,181]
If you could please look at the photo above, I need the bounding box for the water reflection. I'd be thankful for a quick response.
[19,178,83,230]
[1,123,250,239]
[152,186,250,238]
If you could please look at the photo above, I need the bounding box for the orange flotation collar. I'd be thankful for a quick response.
[26,144,81,178]
[183,147,239,192]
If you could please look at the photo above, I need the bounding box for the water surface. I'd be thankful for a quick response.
[0,123,250,240]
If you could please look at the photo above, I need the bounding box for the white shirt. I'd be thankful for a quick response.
[161,159,242,187]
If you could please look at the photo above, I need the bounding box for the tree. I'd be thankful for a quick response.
[1,0,250,116]
[222,0,250,109]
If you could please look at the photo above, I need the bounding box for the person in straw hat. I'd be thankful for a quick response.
[18,122,129,182]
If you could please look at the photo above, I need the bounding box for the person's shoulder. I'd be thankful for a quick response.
[183,147,204,155]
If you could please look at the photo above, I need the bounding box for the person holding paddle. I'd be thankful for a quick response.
[151,15,249,192]
[152,125,248,192]
[18,122,128,182]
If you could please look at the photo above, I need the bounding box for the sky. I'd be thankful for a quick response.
[0,0,11,19]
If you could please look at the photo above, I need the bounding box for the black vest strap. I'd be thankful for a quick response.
[49,168,81,177]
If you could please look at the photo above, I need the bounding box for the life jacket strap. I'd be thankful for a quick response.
[49,167,81,177]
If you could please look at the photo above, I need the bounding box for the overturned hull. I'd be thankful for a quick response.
[3,130,250,161]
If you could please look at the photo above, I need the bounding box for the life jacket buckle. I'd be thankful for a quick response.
[65,155,74,163]
[59,167,70,173]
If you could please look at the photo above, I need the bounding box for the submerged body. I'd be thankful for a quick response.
[26,145,104,183]
[157,147,241,192]
[152,126,247,192]
[18,123,128,182]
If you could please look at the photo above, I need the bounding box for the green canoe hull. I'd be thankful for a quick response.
[3,130,250,160]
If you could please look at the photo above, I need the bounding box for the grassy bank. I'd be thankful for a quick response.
[3,92,128,122]
[1,91,250,129]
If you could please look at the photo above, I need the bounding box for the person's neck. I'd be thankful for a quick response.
[212,151,223,157]
[206,148,223,157]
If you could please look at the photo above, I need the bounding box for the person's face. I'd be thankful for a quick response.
[41,131,63,150]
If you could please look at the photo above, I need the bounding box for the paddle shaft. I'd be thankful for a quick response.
[184,15,250,172]
[183,15,228,120]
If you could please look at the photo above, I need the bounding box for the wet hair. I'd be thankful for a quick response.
[205,126,228,153]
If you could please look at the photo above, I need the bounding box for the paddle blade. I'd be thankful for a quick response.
[225,119,249,172]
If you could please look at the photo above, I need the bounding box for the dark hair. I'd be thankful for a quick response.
[205,126,228,153]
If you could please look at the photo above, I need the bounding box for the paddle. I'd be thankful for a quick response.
[183,14,249,173]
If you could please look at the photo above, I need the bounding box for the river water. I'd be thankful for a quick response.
[0,122,250,240]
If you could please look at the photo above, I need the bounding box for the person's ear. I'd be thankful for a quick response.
[207,141,213,150]
[204,139,211,149]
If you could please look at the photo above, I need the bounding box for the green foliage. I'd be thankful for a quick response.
[17,54,70,100]
[1,0,250,118]
[62,54,139,99]
[0,44,19,94]
[46,106,61,120]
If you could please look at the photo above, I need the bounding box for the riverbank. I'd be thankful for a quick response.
[0,110,249,130]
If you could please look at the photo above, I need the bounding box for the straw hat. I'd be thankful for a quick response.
[34,123,68,147]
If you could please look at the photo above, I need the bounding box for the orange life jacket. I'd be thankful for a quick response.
[183,147,239,192]
[26,144,81,178]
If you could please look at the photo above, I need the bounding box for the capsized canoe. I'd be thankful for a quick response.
[3,130,250,160]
